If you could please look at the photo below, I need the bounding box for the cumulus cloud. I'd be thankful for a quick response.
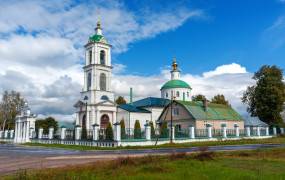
[202,63,247,78]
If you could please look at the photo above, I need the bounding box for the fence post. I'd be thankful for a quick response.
[169,126,175,141]
[48,127,54,140]
[38,128,43,139]
[113,122,121,141]
[246,126,251,137]
[4,130,9,139]
[145,123,151,141]
[75,126,82,140]
[9,130,14,139]
[92,124,99,141]
[234,124,239,137]
[60,126,66,140]
[207,124,212,138]
[265,127,269,136]
[0,130,3,139]
[256,126,261,137]
[280,128,284,135]
[189,125,195,139]
[222,125,227,138]
[273,127,277,136]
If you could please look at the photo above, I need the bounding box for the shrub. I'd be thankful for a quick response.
[160,121,168,138]
[149,121,155,138]
[134,120,141,139]
[120,119,126,139]
[105,122,113,141]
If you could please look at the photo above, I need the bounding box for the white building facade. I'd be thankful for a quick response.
[74,21,117,130]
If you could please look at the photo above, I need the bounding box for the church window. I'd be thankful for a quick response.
[187,92,189,97]
[101,95,109,100]
[87,72,92,90]
[100,50,106,65]
[173,108,179,116]
[176,91,180,97]
[89,50,92,65]
[166,92,168,98]
[100,73,106,91]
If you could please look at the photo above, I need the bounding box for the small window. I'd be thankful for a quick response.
[176,91,180,97]
[100,50,106,65]
[100,73,106,91]
[173,108,179,116]
[89,50,92,65]
[175,124,181,131]
[87,72,92,90]
[166,92,168,98]
[101,95,109,100]
[187,92,189,97]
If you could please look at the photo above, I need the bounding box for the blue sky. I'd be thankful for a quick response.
[115,0,285,75]
[0,0,284,121]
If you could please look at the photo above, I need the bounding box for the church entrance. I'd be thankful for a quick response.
[100,114,110,129]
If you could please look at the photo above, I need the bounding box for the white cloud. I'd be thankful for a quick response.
[202,63,247,78]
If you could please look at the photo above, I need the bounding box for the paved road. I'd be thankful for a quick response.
[0,143,284,175]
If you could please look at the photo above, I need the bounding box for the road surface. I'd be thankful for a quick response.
[0,143,284,175]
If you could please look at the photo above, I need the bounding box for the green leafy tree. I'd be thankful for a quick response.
[242,65,285,126]
[35,117,58,134]
[192,94,207,101]
[149,121,155,138]
[211,94,230,106]
[0,91,25,130]
[120,119,126,139]
[160,121,168,138]
[115,96,127,105]
[134,120,141,139]
[105,122,114,141]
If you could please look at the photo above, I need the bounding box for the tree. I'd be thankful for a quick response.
[160,121,168,138]
[211,94,230,106]
[120,119,126,139]
[192,94,207,101]
[149,121,155,138]
[0,91,25,130]
[134,120,141,139]
[35,117,58,134]
[242,65,285,126]
[105,122,113,141]
[115,96,127,105]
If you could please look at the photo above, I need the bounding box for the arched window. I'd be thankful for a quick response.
[100,73,106,91]
[100,50,106,65]
[88,50,92,65]
[166,92,168,98]
[87,72,92,90]
[176,91,180,97]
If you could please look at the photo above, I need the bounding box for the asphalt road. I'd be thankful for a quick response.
[0,143,284,175]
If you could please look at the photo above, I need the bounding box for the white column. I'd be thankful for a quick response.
[246,126,251,137]
[4,130,8,139]
[222,126,227,138]
[23,122,26,142]
[14,122,18,139]
[86,108,90,130]
[61,127,66,140]
[92,124,99,141]
[9,130,14,139]
[273,127,277,136]
[280,128,284,135]
[25,121,30,140]
[169,126,175,140]
[0,130,3,139]
[189,126,195,139]
[207,125,212,138]
[114,122,121,141]
[75,113,80,126]
[113,111,117,124]
[48,127,54,140]
[96,110,100,126]
[145,124,151,141]
[75,126,82,140]
[38,128,43,139]
[235,125,239,137]
[265,127,269,136]
[257,126,261,136]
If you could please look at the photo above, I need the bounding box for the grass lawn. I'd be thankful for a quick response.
[5,147,285,179]
[24,136,285,151]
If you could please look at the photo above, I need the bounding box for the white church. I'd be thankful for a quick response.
[74,21,192,132]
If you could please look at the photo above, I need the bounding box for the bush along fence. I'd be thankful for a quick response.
[1,123,285,147]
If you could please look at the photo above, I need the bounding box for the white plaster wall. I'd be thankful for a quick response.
[161,88,191,101]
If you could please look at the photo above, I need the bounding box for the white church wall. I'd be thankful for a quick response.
[161,88,191,101]
[129,113,151,130]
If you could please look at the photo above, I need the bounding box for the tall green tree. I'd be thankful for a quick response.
[211,94,230,106]
[115,96,127,105]
[35,117,58,134]
[120,119,126,139]
[242,65,285,126]
[0,91,25,130]
[105,122,114,141]
[134,120,141,139]
[192,94,207,101]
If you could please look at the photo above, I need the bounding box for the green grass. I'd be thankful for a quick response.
[5,147,285,179]
[24,136,285,151]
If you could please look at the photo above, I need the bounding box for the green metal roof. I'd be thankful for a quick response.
[89,34,105,43]
[119,104,151,113]
[161,79,191,90]
[177,100,243,121]
[132,97,170,108]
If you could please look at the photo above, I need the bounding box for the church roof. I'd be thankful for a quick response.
[161,79,191,90]
[243,116,268,127]
[89,34,107,43]
[119,104,151,113]
[132,97,170,108]
[175,100,243,121]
